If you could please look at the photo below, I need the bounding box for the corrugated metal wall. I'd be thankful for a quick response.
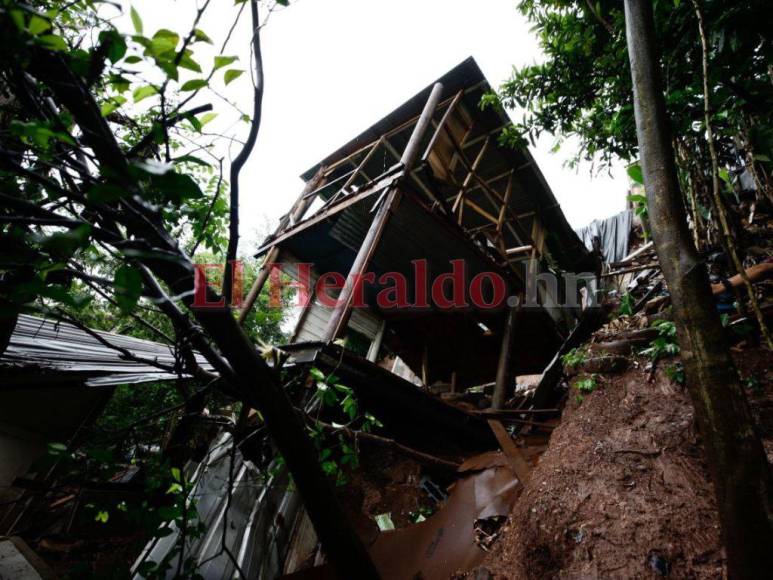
[281,254,383,344]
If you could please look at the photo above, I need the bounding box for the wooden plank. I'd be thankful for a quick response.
[254,183,387,256]
[487,419,531,482]
[530,306,608,409]
[452,136,491,221]
[497,171,514,233]
[422,89,464,163]
[464,197,499,225]
[506,244,533,255]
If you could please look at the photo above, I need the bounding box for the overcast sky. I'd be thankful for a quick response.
[124,0,627,253]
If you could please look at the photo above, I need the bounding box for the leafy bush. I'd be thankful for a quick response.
[641,320,680,361]
[561,347,588,368]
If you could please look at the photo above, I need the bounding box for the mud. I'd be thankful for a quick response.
[482,367,726,578]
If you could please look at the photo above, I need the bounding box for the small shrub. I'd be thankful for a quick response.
[641,320,679,361]
[665,363,685,384]
[575,374,598,393]
[561,347,587,368]
[617,292,634,316]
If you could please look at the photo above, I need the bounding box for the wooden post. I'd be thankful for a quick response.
[491,304,517,410]
[401,82,445,171]
[322,83,445,342]
[238,167,326,324]
[367,320,386,362]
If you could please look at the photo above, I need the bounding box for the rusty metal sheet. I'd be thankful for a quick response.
[282,466,518,580]
[457,450,508,473]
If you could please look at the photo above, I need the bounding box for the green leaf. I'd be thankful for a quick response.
[148,37,177,58]
[199,112,218,127]
[173,154,211,167]
[223,69,244,85]
[36,224,92,256]
[95,510,109,524]
[48,442,68,455]
[130,6,143,34]
[28,15,51,35]
[132,85,158,102]
[152,28,179,44]
[10,10,24,30]
[114,265,143,314]
[193,29,213,44]
[100,95,127,117]
[627,164,644,184]
[627,193,647,205]
[124,55,142,64]
[185,113,202,132]
[38,34,67,51]
[178,52,202,73]
[149,170,205,201]
[99,30,127,64]
[214,55,238,71]
[181,79,208,92]
[171,467,182,482]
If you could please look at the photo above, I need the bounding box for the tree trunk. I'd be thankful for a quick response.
[623,1,773,577]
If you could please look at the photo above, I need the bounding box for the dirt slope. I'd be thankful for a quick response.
[482,365,728,579]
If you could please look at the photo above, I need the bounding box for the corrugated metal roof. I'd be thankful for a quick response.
[0,315,214,387]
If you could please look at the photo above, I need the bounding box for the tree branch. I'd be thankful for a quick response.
[223,0,264,303]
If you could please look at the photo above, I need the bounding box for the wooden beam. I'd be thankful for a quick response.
[506,244,533,256]
[497,171,514,233]
[422,89,464,163]
[464,197,499,225]
[487,419,531,482]
[452,136,491,218]
[322,187,401,342]
[254,180,389,257]
[401,82,445,171]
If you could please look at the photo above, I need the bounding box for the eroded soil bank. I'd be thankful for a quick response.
[480,345,771,579]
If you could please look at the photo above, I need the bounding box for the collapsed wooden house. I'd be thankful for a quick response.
[243,57,597,407]
[0,59,602,579]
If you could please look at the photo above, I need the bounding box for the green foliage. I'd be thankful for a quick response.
[617,292,634,316]
[561,347,587,368]
[641,320,680,361]
[42,436,205,575]
[575,373,598,393]
[114,264,143,314]
[307,367,383,485]
[665,362,685,385]
[488,0,773,181]
[0,0,252,320]
[626,164,644,185]
[627,192,649,224]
